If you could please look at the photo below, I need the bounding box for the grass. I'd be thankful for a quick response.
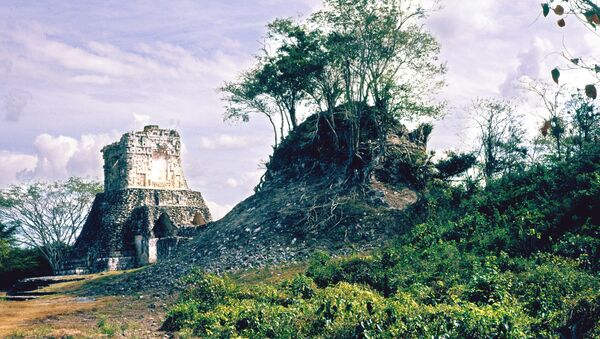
[0,269,170,338]
[67,267,146,295]
[0,262,319,337]
[228,262,308,285]
[0,295,109,337]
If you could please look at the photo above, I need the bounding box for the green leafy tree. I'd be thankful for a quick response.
[0,195,16,269]
[0,223,16,271]
[0,177,101,273]
[221,19,325,147]
[311,0,445,180]
[259,18,326,131]
[564,90,600,150]
[434,151,477,180]
[220,69,282,147]
[221,0,446,164]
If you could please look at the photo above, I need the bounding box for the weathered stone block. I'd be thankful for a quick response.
[60,126,211,274]
[102,125,188,192]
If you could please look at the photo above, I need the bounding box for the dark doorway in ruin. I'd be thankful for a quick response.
[154,212,176,238]
[192,212,206,226]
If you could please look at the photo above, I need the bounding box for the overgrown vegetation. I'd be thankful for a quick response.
[0,177,101,274]
[163,1,599,337]
[221,0,445,183]
[163,141,599,337]
[0,200,52,289]
[0,247,51,290]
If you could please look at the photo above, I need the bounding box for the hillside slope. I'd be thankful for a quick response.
[161,142,600,338]
[91,110,432,293]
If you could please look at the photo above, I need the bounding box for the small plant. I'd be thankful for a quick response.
[96,316,118,337]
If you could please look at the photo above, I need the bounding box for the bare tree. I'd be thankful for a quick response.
[469,98,527,182]
[525,80,569,158]
[0,177,101,272]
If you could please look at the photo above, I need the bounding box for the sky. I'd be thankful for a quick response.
[1,0,598,219]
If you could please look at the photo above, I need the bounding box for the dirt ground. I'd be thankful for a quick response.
[0,264,308,338]
[0,273,172,338]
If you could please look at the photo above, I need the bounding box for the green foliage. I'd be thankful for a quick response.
[222,0,445,183]
[564,91,600,152]
[283,274,317,299]
[0,188,52,290]
[434,151,477,179]
[164,271,533,338]
[96,316,126,337]
[0,247,51,290]
[0,222,17,270]
[0,177,101,272]
[164,141,599,337]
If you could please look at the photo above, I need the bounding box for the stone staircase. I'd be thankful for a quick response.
[56,258,92,276]
[2,276,84,301]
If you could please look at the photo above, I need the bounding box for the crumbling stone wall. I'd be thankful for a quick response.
[103,125,188,192]
[59,126,211,275]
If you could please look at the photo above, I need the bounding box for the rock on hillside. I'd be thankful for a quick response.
[88,110,433,294]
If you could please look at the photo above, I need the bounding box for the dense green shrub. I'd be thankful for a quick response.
[164,273,533,338]
[416,145,600,270]
[164,145,599,338]
[0,247,51,290]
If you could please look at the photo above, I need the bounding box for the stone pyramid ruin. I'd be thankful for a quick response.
[59,125,211,274]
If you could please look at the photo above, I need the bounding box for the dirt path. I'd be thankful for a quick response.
[0,273,173,338]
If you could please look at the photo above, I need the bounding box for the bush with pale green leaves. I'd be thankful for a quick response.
[164,144,599,337]
[163,270,536,338]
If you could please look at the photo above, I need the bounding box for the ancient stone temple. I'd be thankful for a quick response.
[59,125,211,275]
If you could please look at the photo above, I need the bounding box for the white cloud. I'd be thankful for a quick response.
[199,134,266,150]
[8,132,118,184]
[426,1,599,152]
[28,134,79,179]
[66,133,117,178]
[3,89,32,122]
[18,33,135,77]
[0,59,13,74]
[132,113,151,130]
[206,200,235,221]
[0,0,321,215]
[499,37,552,97]
[225,178,239,188]
[0,151,37,187]
[70,75,112,84]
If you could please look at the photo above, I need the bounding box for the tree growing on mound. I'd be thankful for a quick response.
[221,0,445,181]
[0,177,101,273]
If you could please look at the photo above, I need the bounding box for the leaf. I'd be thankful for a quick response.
[593,14,600,25]
[570,58,580,65]
[595,65,600,73]
[542,3,550,17]
[551,68,560,84]
[585,85,597,99]
[553,5,565,16]
[557,18,566,27]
